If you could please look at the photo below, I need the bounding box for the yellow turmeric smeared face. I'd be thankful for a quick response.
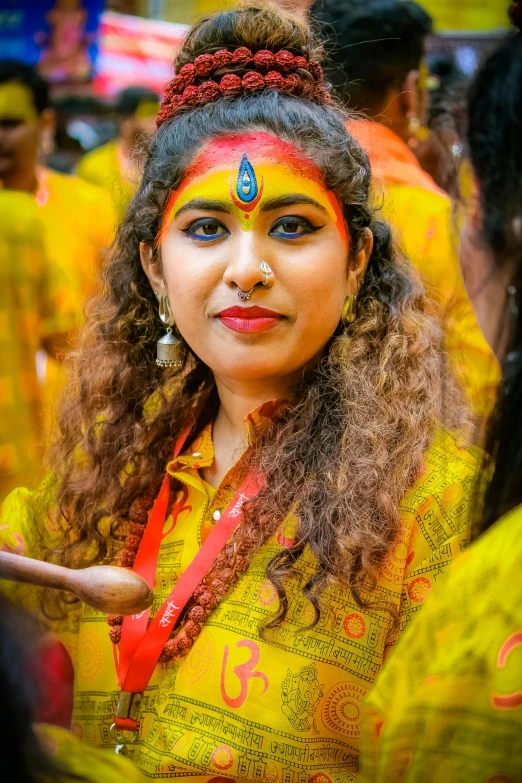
[147,132,370,385]
[0,81,41,183]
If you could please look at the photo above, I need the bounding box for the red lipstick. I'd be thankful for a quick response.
[216,305,284,333]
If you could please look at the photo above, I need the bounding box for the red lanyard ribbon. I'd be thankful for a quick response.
[114,430,263,733]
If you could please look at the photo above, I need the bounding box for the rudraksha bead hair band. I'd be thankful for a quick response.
[156,46,330,126]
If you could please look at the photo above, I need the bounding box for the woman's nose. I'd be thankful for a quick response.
[222,234,267,295]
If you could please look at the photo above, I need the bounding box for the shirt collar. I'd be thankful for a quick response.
[166,398,291,477]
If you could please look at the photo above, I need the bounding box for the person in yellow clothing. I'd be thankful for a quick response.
[0,192,75,502]
[76,86,160,221]
[0,60,114,446]
[360,9,522,780]
[310,0,500,424]
[0,5,478,780]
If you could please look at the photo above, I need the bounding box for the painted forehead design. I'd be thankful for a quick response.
[184,132,326,181]
[160,132,347,243]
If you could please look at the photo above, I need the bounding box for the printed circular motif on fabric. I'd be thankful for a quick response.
[258,579,278,606]
[78,630,103,681]
[381,526,410,584]
[343,613,367,640]
[179,630,215,687]
[308,773,334,783]
[408,576,432,603]
[265,761,279,781]
[322,681,368,738]
[211,745,234,770]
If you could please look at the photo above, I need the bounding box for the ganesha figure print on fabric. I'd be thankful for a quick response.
[281,662,325,734]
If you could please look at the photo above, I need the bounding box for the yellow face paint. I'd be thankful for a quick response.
[0,82,38,122]
[160,133,347,245]
[135,98,160,120]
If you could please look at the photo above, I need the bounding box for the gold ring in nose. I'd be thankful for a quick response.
[260,261,273,286]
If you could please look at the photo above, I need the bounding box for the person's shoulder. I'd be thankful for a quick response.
[46,168,108,203]
[46,169,114,242]
[76,140,118,177]
[423,427,479,479]
[405,428,479,510]
[399,429,479,560]
[385,180,451,218]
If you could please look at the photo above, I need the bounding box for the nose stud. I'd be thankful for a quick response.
[260,261,273,286]
[238,286,254,301]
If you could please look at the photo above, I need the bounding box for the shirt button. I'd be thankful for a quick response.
[192,452,202,458]
[213,510,221,521]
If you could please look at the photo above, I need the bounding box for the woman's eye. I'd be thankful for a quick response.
[270,216,321,239]
[183,219,229,241]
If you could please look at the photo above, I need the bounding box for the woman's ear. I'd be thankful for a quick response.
[140,242,165,297]
[346,227,373,296]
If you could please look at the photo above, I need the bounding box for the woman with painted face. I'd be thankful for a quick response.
[360,3,522,781]
[1,4,476,780]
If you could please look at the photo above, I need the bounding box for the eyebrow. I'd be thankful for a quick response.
[173,193,329,218]
[174,198,231,217]
[260,194,329,214]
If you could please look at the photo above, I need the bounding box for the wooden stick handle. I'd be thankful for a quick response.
[0,551,154,616]
[0,551,69,591]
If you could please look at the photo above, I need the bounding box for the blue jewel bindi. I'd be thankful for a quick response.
[235,154,258,204]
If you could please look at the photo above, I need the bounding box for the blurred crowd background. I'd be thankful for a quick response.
[0,0,511,179]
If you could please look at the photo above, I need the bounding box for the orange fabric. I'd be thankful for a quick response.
[347,120,445,196]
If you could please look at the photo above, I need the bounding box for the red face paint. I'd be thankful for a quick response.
[159,132,348,248]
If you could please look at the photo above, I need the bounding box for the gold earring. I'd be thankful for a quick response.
[408,116,429,142]
[341,294,357,327]
[330,294,357,363]
[156,295,186,371]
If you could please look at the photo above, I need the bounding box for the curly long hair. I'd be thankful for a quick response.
[48,3,465,625]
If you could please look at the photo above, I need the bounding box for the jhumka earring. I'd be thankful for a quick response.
[330,294,357,362]
[156,294,186,371]
[408,116,429,143]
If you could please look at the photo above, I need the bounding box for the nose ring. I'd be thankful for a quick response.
[238,286,254,301]
[260,261,273,286]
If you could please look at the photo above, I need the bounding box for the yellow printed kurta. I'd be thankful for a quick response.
[37,169,114,446]
[0,192,75,501]
[0,412,478,781]
[347,120,500,421]
[360,503,522,783]
[76,139,136,221]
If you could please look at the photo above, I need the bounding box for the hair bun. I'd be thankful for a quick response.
[510,0,522,30]
[156,5,329,127]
